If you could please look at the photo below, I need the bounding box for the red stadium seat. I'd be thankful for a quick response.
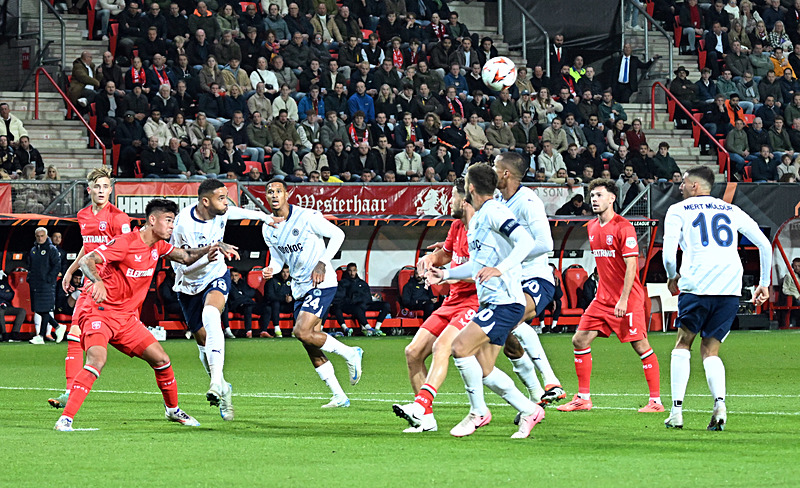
[562,265,588,310]
[134,160,143,178]
[87,0,97,39]
[743,165,753,182]
[673,16,682,48]
[244,159,264,174]
[247,267,266,299]
[697,39,706,69]
[9,271,33,323]
[240,1,257,12]
[109,23,119,56]
[742,113,755,125]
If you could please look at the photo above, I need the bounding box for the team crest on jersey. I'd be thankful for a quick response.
[606,235,613,245]
[312,289,321,297]
[625,237,636,248]
[292,228,300,236]
[151,249,159,260]
[99,221,107,231]
[91,321,101,330]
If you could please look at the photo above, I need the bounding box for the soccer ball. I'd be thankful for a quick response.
[482,56,518,91]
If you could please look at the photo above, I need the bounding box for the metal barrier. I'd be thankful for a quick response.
[9,180,86,216]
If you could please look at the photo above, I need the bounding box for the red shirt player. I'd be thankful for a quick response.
[49,167,132,410]
[392,179,480,433]
[557,178,664,413]
[54,198,238,431]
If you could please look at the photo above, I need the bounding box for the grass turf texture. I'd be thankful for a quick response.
[1,330,798,487]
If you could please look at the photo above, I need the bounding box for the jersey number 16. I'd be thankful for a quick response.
[691,212,733,247]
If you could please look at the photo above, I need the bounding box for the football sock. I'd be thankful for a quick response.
[65,335,83,390]
[453,356,489,417]
[63,365,99,419]
[321,335,356,361]
[153,361,178,409]
[414,383,437,414]
[315,360,346,398]
[640,348,661,402]
[483,367,538,414]
[703,355,726,403]
[508,353,545,403]
[202,306,226,387]
[574,347,592,399]
[375,321,382,330]
[513,323,560,386]
[197,344,211,377]
[670,349,691,410]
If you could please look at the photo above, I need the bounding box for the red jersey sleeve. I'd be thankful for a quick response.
[443,219,460,254]
[92,236,130,265]
[112,210,132,236]
[618,219,639,258]
[157,240,174,257]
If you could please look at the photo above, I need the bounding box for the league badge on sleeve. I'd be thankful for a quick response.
[625,237,636,248]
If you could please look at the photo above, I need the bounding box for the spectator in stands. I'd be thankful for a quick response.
[188,112,221,150]
[193,137,221,177]
[370,134,396,176]
[273,83,299,122]
[562,143,582,177]
[725,118,748,174]
[225,268,271,338]
[402,267,440,320]
[751,143,779,181]
[218,5,242,39]
[166,2,189,40]
[151,84,179,121]
[174,73,199,115]
[609,145,631,179]
[143,108,171,147]
[757,93,782,129]
[369,111,394,146]
[702,21,729,77]
[347,80,376,122]
[537,140,566,179]
[580,143,604,176]
[189,1,220,41]
[728,41,753,80]
[769,116,794,159]
[117,1,145,61]
[490,88,519,124]
[679,0,705,55]
[332,263,390,336]
[485,114,516,153]
[542,117,568,153]
[0,104,26,148]
[12,136,44,178]
[320,111,350,150]
[248,84,274,122]
[272,138,303,179]
[617,163,646,209]
[556,193,591,216]
[781,257,800,325]
[222,60,253,95]
[94,0,124,40]
[557,86,580,119]
[246,111,273,161]
[605,118,628,159]
[125,57,150,96]
[264,264,292,337]
[531,87,562,133]
[198,55,226,95]
[625,118,648,154]
[165,137,194,178]
[221,110,261,162]
[777,153,800,179]
[561,113,586,150]
[217,135,248,177]
[696,68,718,104]
[96,51,124,96]
[141,135,174,178]
[26,227,62,344]
[298,59,325,95]
[140,27,168,68]
[395,140,423,181]
[612,43,660,103]
[198,82,233,130]
[0,269,27,342]
[780,68,800,103]
[669,66,699,116]
[68,52,101,110]
[423,144,453,180]
[187,29,212,70]
[116,111,147,177]
[630,142,655,183]
[302,141,328,174]
[122,84,150,122]
[652,142,680,181]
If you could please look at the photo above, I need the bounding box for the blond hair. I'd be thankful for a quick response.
[87,166,112,184]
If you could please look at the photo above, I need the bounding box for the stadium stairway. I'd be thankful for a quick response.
[622,25,723,180]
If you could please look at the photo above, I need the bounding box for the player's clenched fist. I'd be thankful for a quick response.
[425,268,444,286]
[262,267,274,280]
[90,280,107,304]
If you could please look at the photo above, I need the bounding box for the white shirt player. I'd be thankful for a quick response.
[262,205,345,299]
[171,205,275,295]
[663,195,772,296]
[444,199,534,306]
[496,185,554,283]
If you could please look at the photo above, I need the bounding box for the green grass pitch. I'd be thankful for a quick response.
[1,330,798,487]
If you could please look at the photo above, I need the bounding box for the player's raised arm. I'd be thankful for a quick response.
[662,207,683,295]
[735,207,773,305]
[226,205,284,227]
[167,242,239,266]
[63,246,86,293]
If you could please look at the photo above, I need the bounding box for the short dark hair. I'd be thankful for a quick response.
[198,178,225,198]
[495,151,527,180]
[145,198,179,217]
[466,163,498,196]
[347,262,357,269]
[588,178,618,196]
[684,165,715,188]
[454,177,466,196]
[267,178,288,189]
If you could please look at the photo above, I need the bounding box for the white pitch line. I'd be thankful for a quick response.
[2,386,798,416]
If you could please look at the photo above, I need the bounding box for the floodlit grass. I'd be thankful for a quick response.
[1,331,798,487]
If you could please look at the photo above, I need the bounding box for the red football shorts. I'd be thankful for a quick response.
[421,294,480,337]
[578,300,647,343]
[81,310,157,358]
[71,292,91,329]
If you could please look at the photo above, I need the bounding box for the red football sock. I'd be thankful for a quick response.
[640,349,661,398]
[63,365,99,419]
[154,362,178,409]
[414,383,437,414]
[574,348,592,396]
[65,337,83,390]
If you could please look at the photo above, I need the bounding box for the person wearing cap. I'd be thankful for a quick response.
[114,110,147,177]
[556,193,591,216]
[669,66,699,119]
[612,43,660,103]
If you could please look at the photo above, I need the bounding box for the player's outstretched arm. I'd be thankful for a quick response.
[79,252,106,303]
[167,242,239,266]
[226,206,284,227]
[439,260,473,283]
[417,243,453,275]
[477,220,534,283]
[63,246,86,293]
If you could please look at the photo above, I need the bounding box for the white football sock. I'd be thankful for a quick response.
[453,356,489,416]
[315,360,346,398]
[670,349,691,409]
[508,353,545,402]
[513,322,560,386]
[483,367,538,414]
[197,344,211,377]
[34,314,42,335]
[320,335,356,361]
[703,355,726,403]
[202,305,226,387]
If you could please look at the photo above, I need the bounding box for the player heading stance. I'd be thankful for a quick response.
[427,164,546,439]
[261,179,363,408]
[663,166,771,430]
[494,152,565,408]
[55,199,237,431]
[171,179,275,421]
[49,167,131,409]
[558,178,664,413]
[393,178,480,433]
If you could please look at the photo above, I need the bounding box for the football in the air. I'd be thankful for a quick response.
[482,56,518,91]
